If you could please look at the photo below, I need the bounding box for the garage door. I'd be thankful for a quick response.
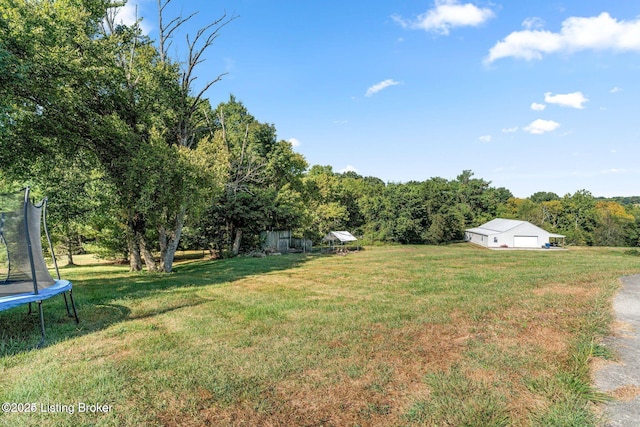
[513,236,538,248]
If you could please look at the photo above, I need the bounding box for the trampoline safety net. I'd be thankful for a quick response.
[0,189,56,297]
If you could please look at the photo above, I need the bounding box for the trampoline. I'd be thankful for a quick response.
[0,187,78,347]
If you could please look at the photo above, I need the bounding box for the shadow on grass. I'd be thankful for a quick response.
[0,253,313,356]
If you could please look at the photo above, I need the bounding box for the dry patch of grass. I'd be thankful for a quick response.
[611,320,636,339]
[532,281,597,297]
[612,385,640,401]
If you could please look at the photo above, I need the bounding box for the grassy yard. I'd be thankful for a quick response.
[1,244,639,426]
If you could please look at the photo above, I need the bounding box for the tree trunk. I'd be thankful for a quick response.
[129,213,157,271]
[138,233,158,272]
[159,225,168,269]
[77,233,84,254]
[161,208,186,273]
[63,226,75,266]
[128,236,142,271]
[232,228,242,256]
[65,237,75,266]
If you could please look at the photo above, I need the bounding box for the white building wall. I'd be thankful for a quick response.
[501,223,551,248]
[487,233,504,248]
[466,232,489,247]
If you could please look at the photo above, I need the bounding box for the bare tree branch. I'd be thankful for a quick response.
[101,2,139,86]
[182,13,237,98]
[157,0,198,62]
[156,0,238,148]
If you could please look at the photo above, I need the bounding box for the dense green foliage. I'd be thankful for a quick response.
[1,0,639,270]
[288,169,639,248]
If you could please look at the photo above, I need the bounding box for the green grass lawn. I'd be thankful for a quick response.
[1,244,639,426]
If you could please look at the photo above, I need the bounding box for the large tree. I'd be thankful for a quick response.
[1,0,233,272]
[151,0,236,272]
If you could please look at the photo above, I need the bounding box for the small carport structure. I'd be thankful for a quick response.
[465,218,565,249]
[323,231,359,251]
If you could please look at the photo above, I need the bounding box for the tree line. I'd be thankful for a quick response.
[2,0,639,272]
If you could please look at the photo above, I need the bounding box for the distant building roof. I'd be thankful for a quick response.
[470,218,528,234]
[323,231,358,242]
[466,218,564,238]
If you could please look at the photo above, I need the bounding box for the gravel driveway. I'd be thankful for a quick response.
[594,275,640,427]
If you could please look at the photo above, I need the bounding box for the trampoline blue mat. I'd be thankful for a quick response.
[0,280,72,311]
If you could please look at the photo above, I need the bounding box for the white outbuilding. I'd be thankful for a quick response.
[323,231,359,251]
[465,218,565,249]
[323,231,358,244]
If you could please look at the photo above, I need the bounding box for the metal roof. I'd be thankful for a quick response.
[465,226,501,236]
[477,218,528,232]
[323,231,358,242]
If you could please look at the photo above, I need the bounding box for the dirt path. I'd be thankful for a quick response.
[594,275,640,426]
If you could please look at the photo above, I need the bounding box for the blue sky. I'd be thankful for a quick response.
[115,1,640,198]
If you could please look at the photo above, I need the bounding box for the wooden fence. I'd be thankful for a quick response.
[261,231,312,253]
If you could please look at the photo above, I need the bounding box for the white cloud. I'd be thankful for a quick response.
[393,0,495,35]
[365,79,401,97]
[107,2,152,34]
[524,119,560,135]
[601,168,626,174]
[479,135,492,142]
[224,57,235,73]
[340,165,359,174]
[502,126,519,133]
[288,138,301,148]
[544,91,588,109]
[610,86,623,93]
[531,102,546,111]
[485,12,640,63]
[522,17,545,30]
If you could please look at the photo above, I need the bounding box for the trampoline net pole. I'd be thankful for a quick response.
[23,187,39,295]
[42,198,61,280]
